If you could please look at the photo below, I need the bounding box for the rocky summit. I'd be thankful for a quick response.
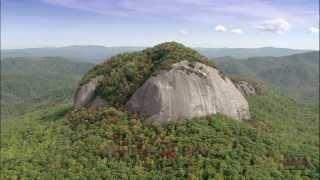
[126,61,250,122]
[74,42,251,122]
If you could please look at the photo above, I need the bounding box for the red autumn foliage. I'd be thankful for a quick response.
[161,150,177,159]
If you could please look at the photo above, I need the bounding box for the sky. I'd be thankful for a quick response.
[1,0,319,49]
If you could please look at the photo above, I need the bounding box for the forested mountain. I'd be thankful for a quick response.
[213,51,319,104]
[1,78,318,179]
[2,0,318,177]
[1,44,319,179]
[1,57,93,120]
[2,50,318,120]
[2,50,318,119]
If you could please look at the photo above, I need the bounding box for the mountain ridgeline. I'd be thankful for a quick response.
[213,51,319,104]
[2,46,309,63]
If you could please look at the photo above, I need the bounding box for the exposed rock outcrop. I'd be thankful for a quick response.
[235,80,256,96]
[126,61,250,122]
[74,75,107,109]
[74,42,252,122]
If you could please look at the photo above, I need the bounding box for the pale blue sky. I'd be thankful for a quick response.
[1,0,319,49]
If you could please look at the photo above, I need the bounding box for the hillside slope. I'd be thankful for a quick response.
[1,57,93,120]
[213,51,319,104]
[1,89,318,179]
[1,43,319,179]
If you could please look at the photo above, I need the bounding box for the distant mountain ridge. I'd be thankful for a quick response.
[213,51,319,104]
[1,57,93,119]
[197,46,310,59]
[2,45,311,63]
[1,46,144,63]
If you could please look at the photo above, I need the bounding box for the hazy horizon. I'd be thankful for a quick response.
[1,43,318,51]
[1,0,319,50]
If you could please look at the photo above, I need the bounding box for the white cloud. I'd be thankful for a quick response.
[214,26,244,34]
[178,29,189,36]
[309,26,319,33]
[257,18,291,34]
[215,25,227,32]
[230,28,244,34]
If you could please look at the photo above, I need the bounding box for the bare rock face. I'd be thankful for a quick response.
[126,61,251,123]
[74,75,107,109]
[235,81,256,96]
[89,96,108,108]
